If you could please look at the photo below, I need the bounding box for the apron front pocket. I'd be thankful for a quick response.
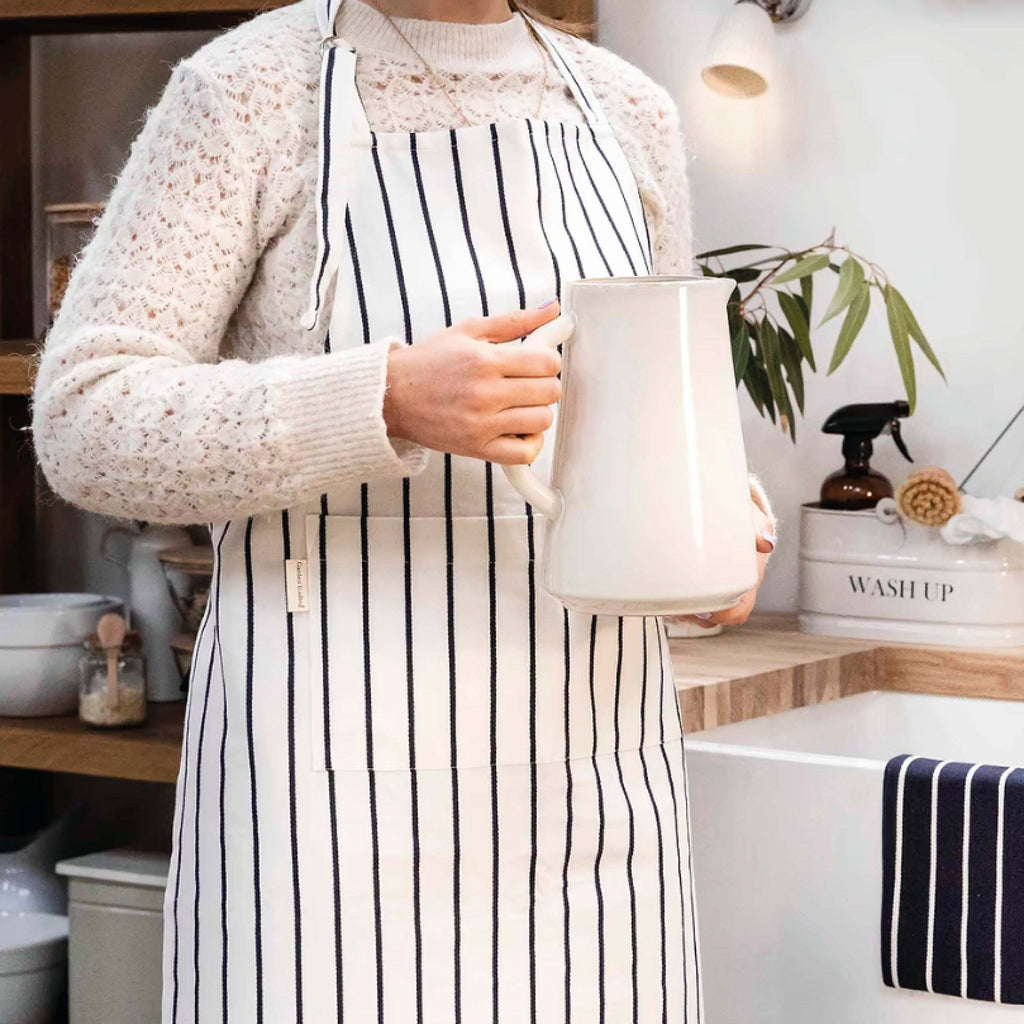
[305,513,542,772]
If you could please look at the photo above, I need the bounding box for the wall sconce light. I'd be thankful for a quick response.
[702,0,812,98]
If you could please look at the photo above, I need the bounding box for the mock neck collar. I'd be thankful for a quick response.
[334,0,542,70]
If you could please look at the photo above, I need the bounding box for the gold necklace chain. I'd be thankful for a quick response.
[363,0,550,126]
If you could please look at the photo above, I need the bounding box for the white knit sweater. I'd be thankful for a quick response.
[30,0,774,531]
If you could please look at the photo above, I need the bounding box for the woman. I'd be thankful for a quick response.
[31,0,776,1021]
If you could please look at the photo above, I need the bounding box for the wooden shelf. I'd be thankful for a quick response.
[0,0,291,19]
[0,340,37,396]
[0,702,184,783]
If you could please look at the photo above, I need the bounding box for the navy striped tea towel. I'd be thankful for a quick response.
[882,754,1024,1003]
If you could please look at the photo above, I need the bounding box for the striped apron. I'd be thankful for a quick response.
[162,4,703,1022]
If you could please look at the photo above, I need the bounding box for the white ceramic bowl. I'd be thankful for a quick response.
[0,595,125,716]
[0,911,68,1024]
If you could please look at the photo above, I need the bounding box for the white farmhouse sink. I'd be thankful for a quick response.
[687,690,1024,1024]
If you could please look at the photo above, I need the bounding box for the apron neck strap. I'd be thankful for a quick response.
[301,1,371,331]
[521,13,607,128]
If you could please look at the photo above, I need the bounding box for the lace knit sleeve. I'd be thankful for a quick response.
[31,58,427,526]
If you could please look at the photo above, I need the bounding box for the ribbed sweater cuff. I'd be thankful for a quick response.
[275,337,430,487]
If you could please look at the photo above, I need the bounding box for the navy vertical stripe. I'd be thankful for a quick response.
[371,133,412,345]
[319,490,345,1023]
[526,509,539,1024]
[190,600,217,1024]
[213,524,230,1024]
[487,456,500,1024]
[895,757,942,993]
[450,125,501,1021]
[638,618,668,1023]
[281,510,304,1022]
[932,762,968,996]
[666,617,702,1019]
[346,213,385,1023]
[243,517,265,1024]
[611,618,639,1024]
[654,618,690,1014]
[409,130,462,1024]
[561,608,574,1024]
[880,754,906,989]
[1001,769,1024,1002]
[491,124,527,310]
[526,121,561,298]
[374,131,425,1024]
[451,130,488,316]
[588,616,606,1023]
[966,765,1002,1001]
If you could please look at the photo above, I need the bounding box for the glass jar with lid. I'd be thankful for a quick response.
[78,629,147,729]
[45,202,105,323]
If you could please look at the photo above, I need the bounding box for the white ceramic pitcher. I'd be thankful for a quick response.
[503,276,759,616]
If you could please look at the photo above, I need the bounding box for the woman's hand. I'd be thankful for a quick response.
[383,301,563,465]
[669,501,777,630]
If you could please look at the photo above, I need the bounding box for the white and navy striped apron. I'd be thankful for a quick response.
[162,4,703,1022]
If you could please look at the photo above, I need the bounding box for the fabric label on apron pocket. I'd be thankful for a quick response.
[285,558,310,612]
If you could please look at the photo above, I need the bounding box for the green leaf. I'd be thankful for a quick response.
[746,323,776,422]
[800,273,813,323]
[888,285,945,381]
[731,319,751,385]
[777,290,815,367]
[696,243,776,259]
[759,320,794,430]
[771,253,830,285]
[719,267,761,283]
[827,283,871,374]
[742,361,765,415]
[885,284,917,413]
[819,258,865,325]
[778,327,805,416]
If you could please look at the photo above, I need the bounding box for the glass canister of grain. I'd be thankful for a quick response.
[78,620,147,729]
[45,202,105,323]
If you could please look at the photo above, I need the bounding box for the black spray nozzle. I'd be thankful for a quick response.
[822,401,913,462]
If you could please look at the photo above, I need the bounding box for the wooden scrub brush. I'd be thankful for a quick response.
[896,467,962,527]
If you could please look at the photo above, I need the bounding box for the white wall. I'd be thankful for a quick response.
[600,0,1024,611]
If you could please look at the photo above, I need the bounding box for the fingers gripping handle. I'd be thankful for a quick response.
[501,314,575,521]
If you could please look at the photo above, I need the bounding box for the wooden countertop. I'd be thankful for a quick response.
[1,613,1022,783]
[674,613,1024,733]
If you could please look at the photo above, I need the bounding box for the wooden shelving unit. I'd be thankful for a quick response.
[0,340,37,396]
[1,0,289,17]
[0,703,184,783]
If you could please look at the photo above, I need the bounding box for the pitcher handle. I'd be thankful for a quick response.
[501,314,575,521]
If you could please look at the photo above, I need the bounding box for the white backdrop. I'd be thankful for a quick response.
[600,0,1024,610]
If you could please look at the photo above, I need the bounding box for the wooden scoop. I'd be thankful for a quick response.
[96,612,127,710]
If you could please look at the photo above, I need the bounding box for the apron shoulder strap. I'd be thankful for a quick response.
[521,13,608,128]
[301,0,371,331]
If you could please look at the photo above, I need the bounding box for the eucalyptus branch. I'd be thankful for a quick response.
[695,233,945,442]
